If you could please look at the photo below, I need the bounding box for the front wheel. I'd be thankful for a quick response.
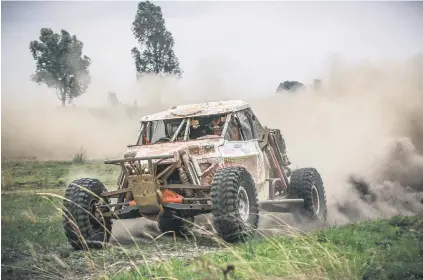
[62,178,112,250]
[288,167,328,223]
[210,166,259,243]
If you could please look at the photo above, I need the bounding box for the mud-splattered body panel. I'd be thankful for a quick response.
[219,140,269,200]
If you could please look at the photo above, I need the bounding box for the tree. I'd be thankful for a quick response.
[131,1,182,78]
[276,80,304,93]
[107,92,120,107]
[29,28,91,106]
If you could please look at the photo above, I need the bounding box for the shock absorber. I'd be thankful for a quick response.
[179,166,194,199]
[179,166,189,184]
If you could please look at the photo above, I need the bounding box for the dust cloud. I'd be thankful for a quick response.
[254,55,423,225]
[2,54,423,225]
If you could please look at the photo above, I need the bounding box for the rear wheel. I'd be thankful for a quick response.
[62,178,112,250]
[288,168,327,222]
[211,166,259,243]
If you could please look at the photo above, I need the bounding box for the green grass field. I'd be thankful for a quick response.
[2,161,423,280]
[116,215,423,280]
[1,160,121,191]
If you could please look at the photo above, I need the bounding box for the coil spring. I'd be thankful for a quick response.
[267,133,288,191]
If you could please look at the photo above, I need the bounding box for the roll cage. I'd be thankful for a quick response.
[135,108,265,145]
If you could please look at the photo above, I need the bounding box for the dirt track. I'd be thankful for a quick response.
[110,213,302,246]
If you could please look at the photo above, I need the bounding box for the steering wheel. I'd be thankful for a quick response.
[155,137,171,143]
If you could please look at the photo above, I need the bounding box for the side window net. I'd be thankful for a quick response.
[236,111,254,140]
[246,108,264,140]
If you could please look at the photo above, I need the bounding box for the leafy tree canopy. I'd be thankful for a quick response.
[131,1,182,78]
[276,80,305,93]
[29,28,91,106]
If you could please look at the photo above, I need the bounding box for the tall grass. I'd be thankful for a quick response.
[2,161,423,280]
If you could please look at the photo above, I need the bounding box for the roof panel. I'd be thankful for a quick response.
[140,100,250,121]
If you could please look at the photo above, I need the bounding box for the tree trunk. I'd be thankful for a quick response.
[61,91,66,107]
[153,43,160,74]
[61,80,68,107]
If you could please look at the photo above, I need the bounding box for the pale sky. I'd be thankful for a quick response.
[1,1,423,105]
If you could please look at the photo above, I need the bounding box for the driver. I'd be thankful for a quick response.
[209,116,224,136]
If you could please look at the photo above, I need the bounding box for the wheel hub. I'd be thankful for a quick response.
[311,185,320,214]
[89,199,102,229]
[237,186,250,221]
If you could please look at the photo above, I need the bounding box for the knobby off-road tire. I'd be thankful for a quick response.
[289,168,327,222]
[158,210,194,237]
[211,166,259,243]
[62,178,112,250]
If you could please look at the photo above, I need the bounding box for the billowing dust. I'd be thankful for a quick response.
[2,55,423,231]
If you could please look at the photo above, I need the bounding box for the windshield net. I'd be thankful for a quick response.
[140,114,227,144]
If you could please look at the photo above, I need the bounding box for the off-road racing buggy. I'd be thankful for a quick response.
[62,100,327,250]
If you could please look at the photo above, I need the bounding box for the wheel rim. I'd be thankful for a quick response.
[89,199,102,229]
[237,186,250,222]
[311,185,320,214]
